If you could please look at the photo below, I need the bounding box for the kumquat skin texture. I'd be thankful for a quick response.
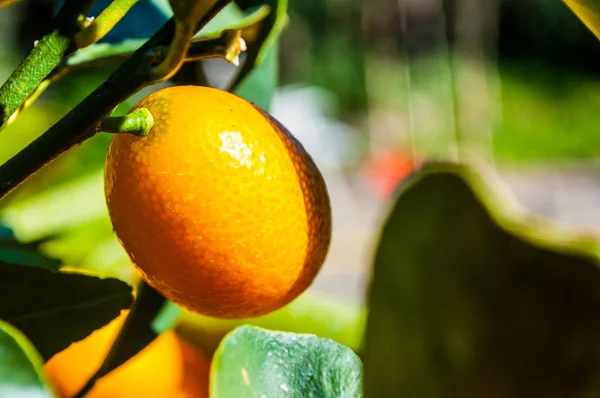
[105,86,332,319]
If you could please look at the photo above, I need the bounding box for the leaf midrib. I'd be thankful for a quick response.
[4,293,129,324]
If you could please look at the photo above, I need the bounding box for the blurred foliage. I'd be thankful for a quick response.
[495,63,600,162]
[176,293,366,355]
[284,0,367,114]
[366,52,600,163]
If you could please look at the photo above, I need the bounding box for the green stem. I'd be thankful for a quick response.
[149,20,195,81]
[0,0,94,129]
[98,108,154,136]
[0,32,69,129]
[75,0,141,49]
[13,27,244,129]
[0,0,233,199]
[185,29,246,65]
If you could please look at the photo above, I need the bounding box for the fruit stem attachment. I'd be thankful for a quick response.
[74,0,141,49]
[97,108,154,137]
[15,29,245,121]
[186,29,247,66]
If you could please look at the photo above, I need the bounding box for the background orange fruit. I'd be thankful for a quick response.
[104,86,332,319]
[44,312,211,398]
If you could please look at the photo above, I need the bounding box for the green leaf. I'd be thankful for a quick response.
[0,320,56,398]
[0,261,133,360]
[65,39,146,67]
[197,3,270,38]
[211,325,363,397]
[564,0,600,40]
[234,42,278,110]
[363,162,600,397]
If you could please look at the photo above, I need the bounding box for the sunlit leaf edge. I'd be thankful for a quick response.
[387,160,600,262]
[0,320,56,397]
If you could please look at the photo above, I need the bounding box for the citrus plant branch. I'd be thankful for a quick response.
[148,19,195,81]
[227,0,288,92]
[150,0,223,81]
[0,0,95,129]
[7,67,71,126]
[73,281,167,398]
[13,28,246,123]
[97,108,154,136]
[68,28,248,73]
[14,3,267,118]
[0,0,233,199]
[74,0,141,49]
[184,29,247,65]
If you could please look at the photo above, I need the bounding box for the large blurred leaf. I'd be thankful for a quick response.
[65,39,147,67]
[565,0,600,39]
[0,320,55,398]
[211,325,363,397]
[363,162,600,397]
[1,170,108,242]
[0,261,133,360]
[176,292,366,355]
[0,103,68,168]
[196,2,269,38]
